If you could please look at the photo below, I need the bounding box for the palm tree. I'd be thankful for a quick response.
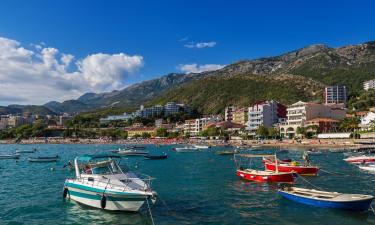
[339,117,360,132]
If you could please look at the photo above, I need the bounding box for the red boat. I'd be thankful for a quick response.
[234,154,295,183]
[263,158,319,176]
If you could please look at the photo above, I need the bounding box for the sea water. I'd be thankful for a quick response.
[0,144,374,225]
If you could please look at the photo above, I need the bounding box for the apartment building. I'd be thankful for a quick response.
[364,79,375,91]
[324,86,348,105]
[246,100,287,136]
[279,101,346,138]
[224,106,236,122]
[232,108,248,125]
[183,116,221,136]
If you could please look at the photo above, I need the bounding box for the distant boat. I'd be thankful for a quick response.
[307,149,323,155]
[116,149,149,156]
[329,149,346,153]
[172,146,201,152]
[344,155,375,164]
[16,149,36,154]
[0,154,20,159]
[128,145,146,150]
[358,163,375,172]
[193,145,210,149]
[278,186,374,211]
[144,152,168,160]
[263,157,320,176]
[216,149,239,155]
[28,155,59,162]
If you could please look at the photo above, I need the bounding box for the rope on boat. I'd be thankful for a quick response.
[146,197,155,225]
[370,205,375,215]
[296,174,323,191]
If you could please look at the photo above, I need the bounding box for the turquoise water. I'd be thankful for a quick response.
[0,144,374,225]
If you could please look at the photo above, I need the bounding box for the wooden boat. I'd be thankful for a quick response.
[263,158,319,176]
[235,154,295,183]
[28,155,59,162]
[0,154,20,159]
[144,152,168,160]
[278,186,374,211]
[343,155,375,164]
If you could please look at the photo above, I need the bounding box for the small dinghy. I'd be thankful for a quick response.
[278,186,373,211]
[0,154,20,159]
[28,155,59,162]
[144,152,168,159]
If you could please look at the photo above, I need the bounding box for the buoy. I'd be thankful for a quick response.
[63,187,69,199]
[100,195,107,209]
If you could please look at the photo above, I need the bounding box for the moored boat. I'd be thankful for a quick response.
[358,163,375,172]
[28,155,59,162]
[144,152,168,159]
[193,145,210,149]
[172,146,200,152]
[263,158,319,176]
[0,154,20,159]
[63,154,157,211]
[343,155,375,164]
[278,186,374,211]
[116,149,149,156]
[234,154,295,183]
[16,149,37,154]
[216,149,239,155]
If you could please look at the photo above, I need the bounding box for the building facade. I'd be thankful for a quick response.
[246,100,287,136]
[183,116,221,136]
[324,86,348,105]
[279,101,346,138]
[232,108,248,125]
[364,79,375,91]
[224,106,236,122]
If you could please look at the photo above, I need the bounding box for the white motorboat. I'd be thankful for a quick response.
[28,155,59,162]
[63,154,157,211]
[115,148,149,156]
[0,154,20,159]
[193,145,210,149]
[358,163,375,172]
[343,155,375,164]
[172,146,201,152]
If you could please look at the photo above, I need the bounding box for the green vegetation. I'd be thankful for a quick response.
[349,89,375,111]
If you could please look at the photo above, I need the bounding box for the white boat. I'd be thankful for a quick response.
[343,155,375,164]
[16,149,37,154]
[63,154,157,211]
[0,154,20,159]
[172,146,201,152]
[358,163,375,172]
[193,145,210,149]
[115,148,149,156]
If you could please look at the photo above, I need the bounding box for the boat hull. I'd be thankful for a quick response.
[344,157,375,164]
[236,170,294,183]
[64,183,151,212]
[264,162,319,176]
[278,190,373,211]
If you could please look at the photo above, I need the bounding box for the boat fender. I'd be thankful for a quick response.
[63,187,69,199]
[101,195,107,209]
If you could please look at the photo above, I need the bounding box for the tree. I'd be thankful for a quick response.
[256,125,268,138]
[142,132,151,138]
[206,126,220,136]
[339,117,360,132]
[267,127,277,139]
[156,128,168,137]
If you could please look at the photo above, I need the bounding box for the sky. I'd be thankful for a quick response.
[0,0,375,105]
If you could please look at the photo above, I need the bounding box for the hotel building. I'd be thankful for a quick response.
[324,86,348,105]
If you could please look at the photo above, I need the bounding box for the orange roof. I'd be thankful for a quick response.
[306,118,340,123]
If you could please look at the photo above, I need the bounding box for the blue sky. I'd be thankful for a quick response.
[0,0,375,105]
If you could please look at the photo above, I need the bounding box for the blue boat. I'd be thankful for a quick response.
[278,187,373,211]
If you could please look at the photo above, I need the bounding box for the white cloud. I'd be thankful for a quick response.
[0,36,144,105]
[184,41,217,49]
[178,63,225,74]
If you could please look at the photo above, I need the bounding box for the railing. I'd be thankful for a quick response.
[66,174,155,193]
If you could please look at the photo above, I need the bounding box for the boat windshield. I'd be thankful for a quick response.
[81,159,123,175]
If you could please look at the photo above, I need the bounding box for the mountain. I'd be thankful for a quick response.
[0,105,56,116]
[44,100,91,114]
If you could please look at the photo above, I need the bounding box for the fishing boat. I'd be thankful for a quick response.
[278,186,374,211]
[343,155,375,164]
[263,157,319,176]
[28,155,59,162]
[116,149,149,156]
[172,146,200,152]
[63,154,157,211]
[144,152,168,160]
[0,154,20,159]
[16,149,37,154]
[234,154,295,183]
[358,163,375,172]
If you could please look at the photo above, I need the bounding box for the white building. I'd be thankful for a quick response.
[246,100,287,136]
[183,116,221,136]
[279,101,346,138]
[360,112,375,130]
[364,79,375,91]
